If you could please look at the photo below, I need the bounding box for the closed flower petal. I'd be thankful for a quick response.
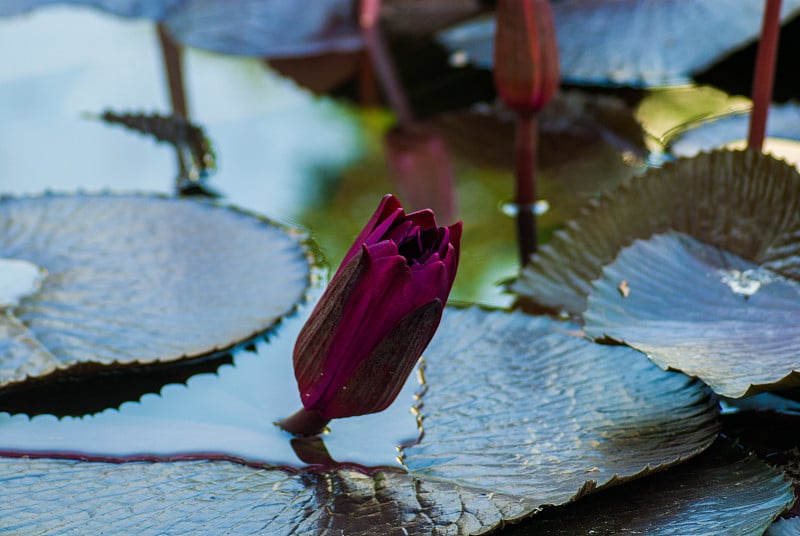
[291,194,461,422]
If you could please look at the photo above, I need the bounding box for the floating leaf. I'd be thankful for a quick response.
[381,0,486,37]
[513,150,800,315]
[402,307,719,503]
[438,0,800,87]
[503,440,794,535]
[767,518,800,536]
[584,233,800,398]
[432,91,649,170]
[0,307,719,533]
[0,193,311,388]
[666,103,800,161]
[0,0,362,58]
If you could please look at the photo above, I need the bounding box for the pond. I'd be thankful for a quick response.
[2,3,800,535]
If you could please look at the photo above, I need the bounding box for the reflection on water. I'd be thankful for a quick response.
[717,267,777,298]
[0,296,421,470]
[0,259,46,307]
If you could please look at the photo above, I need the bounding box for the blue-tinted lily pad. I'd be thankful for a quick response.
[0,193,311,388]
[439,0,800,87]
[584,232,800,398]
[667,103,800,161]
[0,306,719,533]
[0,0,362,58]
[767,517,800,536]
[513,150,800,316]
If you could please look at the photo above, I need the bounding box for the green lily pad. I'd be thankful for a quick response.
[584,232,800,398]
[513,150,800,315]
[502,440,794,535]
[0,307,720,534]
[0,193,311,388]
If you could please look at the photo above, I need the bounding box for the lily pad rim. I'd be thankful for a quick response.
[403,305,721,520]
[593,332,800,399]
[0,190,325,389]
[513,148,800,315]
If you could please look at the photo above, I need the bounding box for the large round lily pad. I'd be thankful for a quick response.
[438,0,800,87]
[513,150,800,315]
[0,306,720,534]
[503,440,794,535]
[0,0,362,58]
[584,232,800,398]
[0,193,311,387]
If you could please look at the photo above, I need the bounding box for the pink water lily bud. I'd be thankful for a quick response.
[493,0,560,116]
[282,195,461,435]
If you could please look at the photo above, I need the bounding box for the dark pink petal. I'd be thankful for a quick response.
[405,207,437,229]
[308,249,417,418]
[410,260,451,304]
[322,299,444,418]
[384,219,415,245]
[293,247,372,409]
[338,194,403,271]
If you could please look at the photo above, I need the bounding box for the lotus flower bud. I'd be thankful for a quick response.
[281,195,461,436]
[493,0,560,116]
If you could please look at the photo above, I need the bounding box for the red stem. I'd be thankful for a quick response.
[515,113,538,265]
[157,23,188,119]
[359,0,414,127]
[748,0,782,151]
[277,408,331,437]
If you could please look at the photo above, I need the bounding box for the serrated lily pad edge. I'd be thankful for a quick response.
[0,190,325,386]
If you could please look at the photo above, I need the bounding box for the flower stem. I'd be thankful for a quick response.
[514,113,538,265]
[278,408,331,437]
[157,23,187,119]
[748,0,782,151]
[360,0,414,128]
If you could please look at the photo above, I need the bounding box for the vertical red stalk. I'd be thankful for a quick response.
[158,23,194,193]
[493,0,559,265]
[748,0,782,151]
[157,23,188,119]
[359,0,414,127]
[515,114,538,264]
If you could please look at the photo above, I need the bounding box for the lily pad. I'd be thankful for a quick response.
[403,307,720,504]
[767,518,800,536]
[0,193,311,388]
[513,150,800,315]
[584,232,800,398]
[502,440,794,535]
[0,306,720,533]
[0,0,362,58]
[438,0,800,87]
[432,91,649,170]
[666,103,800,161]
